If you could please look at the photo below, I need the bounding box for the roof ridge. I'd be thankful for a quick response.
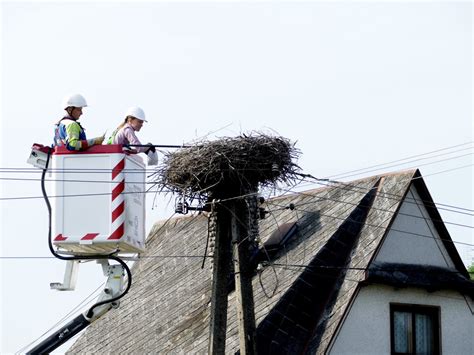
[266,169,417,203]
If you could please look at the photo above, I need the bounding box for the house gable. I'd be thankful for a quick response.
[326,172,473,355]
[374,184,455,268]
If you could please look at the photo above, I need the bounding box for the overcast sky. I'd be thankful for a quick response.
[1,1,472,353]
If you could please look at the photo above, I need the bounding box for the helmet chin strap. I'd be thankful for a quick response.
[66,107,79,120]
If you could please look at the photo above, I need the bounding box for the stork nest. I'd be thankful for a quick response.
[150,133,301,197]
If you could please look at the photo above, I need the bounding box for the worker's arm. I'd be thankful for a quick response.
[64,121,103,151]
[122,126,147,153]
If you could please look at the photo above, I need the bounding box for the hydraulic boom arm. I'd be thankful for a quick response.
[27,261,125,354]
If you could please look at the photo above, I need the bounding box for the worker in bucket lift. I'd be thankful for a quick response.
[107,106,158,165]
[53,94,105,151]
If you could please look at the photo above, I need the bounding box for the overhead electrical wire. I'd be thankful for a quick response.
[0,254,213,260]
[213,178,474,233]
[325,141,473,180]
[2,140,472,212]
[1,168,472,247]
[1,141,472,178]
[269,264,469,303]
[266,198,474,247]
[1,151,472,176]
[1,173,470,224]
[5,139,471,172]
[1,144,471,253]
[5,172,468,221]
[286,174,474,216]
[271,180,474,229]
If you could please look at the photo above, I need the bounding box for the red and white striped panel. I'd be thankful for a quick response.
[54,158,126,244]
[109,158,125,240]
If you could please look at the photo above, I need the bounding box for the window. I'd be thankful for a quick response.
[390,304,440,355]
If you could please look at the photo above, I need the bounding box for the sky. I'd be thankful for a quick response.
[1,1,472,353]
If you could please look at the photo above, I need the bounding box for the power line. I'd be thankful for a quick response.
[2,141,472,212]
[4,165,471,217]
[201,162,474,215]
[0,255,212,260]
[196,174,474,230]
[2,151,472,176]
[0,177,160,184]
[1,168,472,238]
[0,170,474,216]
[271,199,474,247]
[325,141,473,180]
[3,141,473,178]
[0,187,174,201]
[270,264,470,302]
[270,262,468,274]
[336,152,473,180]
[269,183,473,229]
[291,174,474,215]
[290,199,474,248]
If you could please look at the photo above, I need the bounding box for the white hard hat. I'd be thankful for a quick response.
[62,94,88,109]
[125,106,147,122]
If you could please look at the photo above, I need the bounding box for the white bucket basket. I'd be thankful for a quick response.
[51,145,146,254]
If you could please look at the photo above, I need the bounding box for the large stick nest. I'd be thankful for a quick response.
[151,133,301,197]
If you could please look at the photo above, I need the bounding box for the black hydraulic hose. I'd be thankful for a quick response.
[40,147,132,319]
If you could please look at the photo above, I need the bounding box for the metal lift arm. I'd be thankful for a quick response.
[26,262,125,354]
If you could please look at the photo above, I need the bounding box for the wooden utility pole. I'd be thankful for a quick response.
[231,196,257,355]
[208,191,258,355]
[208,200,232,355]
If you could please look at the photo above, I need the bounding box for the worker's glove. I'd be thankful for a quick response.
[147,150,158,165]
[86,137,102,147]
[145,143,156,154]
[93,135,105,145]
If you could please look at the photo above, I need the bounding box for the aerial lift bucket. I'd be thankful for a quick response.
[49,145,146,255]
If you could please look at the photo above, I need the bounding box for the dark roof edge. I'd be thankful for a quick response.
[322,173,412,354]
[309,178,383,354]
[367,171,416,267]
[410,170,469,278]
[362,262,474,299]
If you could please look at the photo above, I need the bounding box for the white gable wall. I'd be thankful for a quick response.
[328,183,473,354]
[374,185,454,267]
[328,285,473,355]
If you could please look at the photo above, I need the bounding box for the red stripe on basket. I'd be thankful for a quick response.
[54,234,67,241]
[108,223,124,240]
[81,233,99,241]
[112,180,125,201]
[112,201,125,223]
[112,159,125,180]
